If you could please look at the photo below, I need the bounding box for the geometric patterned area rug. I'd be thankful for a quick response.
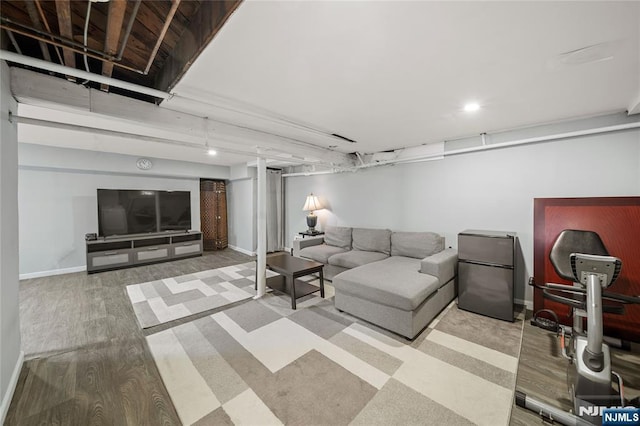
[126,262,270,329]
[146,288,525,425]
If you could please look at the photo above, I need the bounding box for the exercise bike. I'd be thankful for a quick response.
[515,230,640,425]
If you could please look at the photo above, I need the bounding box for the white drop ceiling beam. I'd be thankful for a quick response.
[162,92,358,153]
[12,114,335,166]
[9,68,355,168]
[1,50,168,98]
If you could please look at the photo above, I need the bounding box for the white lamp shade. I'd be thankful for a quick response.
[302,194,322,211]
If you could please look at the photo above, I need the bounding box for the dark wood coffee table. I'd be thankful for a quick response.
[256,253,324,309]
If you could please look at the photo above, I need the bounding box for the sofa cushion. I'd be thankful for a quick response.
[328,250,388,269]
[298,244,348,264]
[332,257,440,311]
[391,232,444,259]
[352,228,391,255]
[324,226,352,249]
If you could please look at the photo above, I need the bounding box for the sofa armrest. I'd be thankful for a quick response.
[420,248,458,284]
[293,236,324,257]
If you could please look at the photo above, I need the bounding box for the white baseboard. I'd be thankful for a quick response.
[20,265,86,280]
[515,298,533,311]
[1,350,24,424]
[228,245,256,256]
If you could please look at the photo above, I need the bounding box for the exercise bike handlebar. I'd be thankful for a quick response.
[530,279,640,307]
[542,288,624,314]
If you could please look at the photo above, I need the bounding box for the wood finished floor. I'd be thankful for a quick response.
[7,252,640,425]
[510,311,640,425]
[6,249,253,426]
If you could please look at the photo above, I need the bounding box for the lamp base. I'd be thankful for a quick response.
[306,214,317,233]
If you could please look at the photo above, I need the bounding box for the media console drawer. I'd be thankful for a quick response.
[173,242,202,257]
[89,250,132,268]
[135,245,171,262]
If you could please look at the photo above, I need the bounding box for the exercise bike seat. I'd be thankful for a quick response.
[537,229,635,314]
[549,230,609,282]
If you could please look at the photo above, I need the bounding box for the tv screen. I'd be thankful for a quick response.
[97,189,191,237]
[159,191,191,232]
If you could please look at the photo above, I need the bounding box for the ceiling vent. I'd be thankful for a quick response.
[331,133,357,143]
[558,42,615,66]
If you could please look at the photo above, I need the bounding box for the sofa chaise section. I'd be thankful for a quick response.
[333,248,457,339]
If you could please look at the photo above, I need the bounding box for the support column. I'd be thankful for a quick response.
[254,156,267,298]
[1,61,22,422]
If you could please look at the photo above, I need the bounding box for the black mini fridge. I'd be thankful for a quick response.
[457,230,516,322]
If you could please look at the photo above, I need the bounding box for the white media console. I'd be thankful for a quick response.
[86,231,203,273]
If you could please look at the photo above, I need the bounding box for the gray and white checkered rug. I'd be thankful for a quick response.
[147,296,524,425]
[126,262,276,329]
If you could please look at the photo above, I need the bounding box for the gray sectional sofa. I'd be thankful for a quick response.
[293,226,457,339]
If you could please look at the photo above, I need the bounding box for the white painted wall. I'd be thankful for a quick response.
[227,177,256,254]
[0,60,22,422]
[284,125,640,305]
[18,144,230,276]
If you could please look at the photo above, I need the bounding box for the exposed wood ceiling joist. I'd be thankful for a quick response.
[33,0,64,64]
[54,0,75,72]
[155,0,241,92]
[100,0,127,91]
[145,0,180,75]
[23,0,51,62]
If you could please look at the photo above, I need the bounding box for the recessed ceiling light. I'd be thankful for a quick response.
[207,149,217,156]
[464,102,480,112]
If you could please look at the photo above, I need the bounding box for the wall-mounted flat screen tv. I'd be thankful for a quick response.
[97,189,191,237]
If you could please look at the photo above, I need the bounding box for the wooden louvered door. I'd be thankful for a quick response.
[200,179,228,250]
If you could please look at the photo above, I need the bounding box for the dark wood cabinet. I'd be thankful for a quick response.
[200,179,228,250]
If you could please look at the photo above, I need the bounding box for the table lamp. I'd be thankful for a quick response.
[302,193,322,233]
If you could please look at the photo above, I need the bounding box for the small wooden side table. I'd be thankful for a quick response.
[298,231,324,238]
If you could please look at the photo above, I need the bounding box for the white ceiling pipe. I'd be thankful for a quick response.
[394,156,445,165]
[283,120,640,177]
[444,121,640,157]
[281,169,341,177]
[355,154,444,169]
[0,49,171,100]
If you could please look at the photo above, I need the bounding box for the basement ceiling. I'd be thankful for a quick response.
[3,1,640,167]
